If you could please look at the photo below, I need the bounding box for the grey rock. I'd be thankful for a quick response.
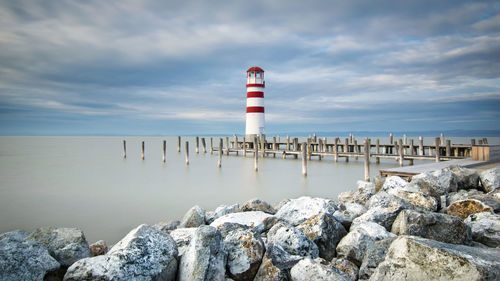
[465,212,500,247]
[411,169,458,200]
[392,190,438,211]
[267,223,319,258]
[274,199,291,212]
[336,222,396,266]
[370,235,500,281]
[333,202,367,229]
[374,175,386,192]
[265,242,303,270]
[210,211,273,228]
[358,237,395,280]
[330,257,359,281]
[391,209,472,245]
[28,227,91,266]
[290,258,352,281]
[447,199,494,220]
[254,216,284,235]
[275,196,337,226]
[480,166,500,193]
[353,193,413,231]
[358,180,376,195]
[338,183,375,206]
[64,224,178,281]
[447,165,481,190]
[206,204,240,224]
[241,198,276,214]
[170,227,197,258]
[253,252,291,281]
[89,240,107,256]
[154,220,180,233]
[470,194,500,212]
[0,230,60,281]
[178,225,226,281]
[224,227,265,281]
[448,189,484,205]
[180,205,206,228]
[380,176,409,194]
[296,213,347,260]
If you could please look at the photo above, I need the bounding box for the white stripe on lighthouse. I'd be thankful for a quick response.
[246,98,264,107]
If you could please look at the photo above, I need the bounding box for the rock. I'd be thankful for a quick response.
[253,216,284,235]
[432,168,459,193]
[0,230,60,281]
[265,242,303,270]
[253,252,291,281]
[374,175,386,192]
[275,196,337,226]
[333,202,367,229]
[358,237,395,280]
[480,166,500,193]
[224,227,265,281]
[170,228,197,258]
[469,194,500,212]
[267,223,319,258]
[296,213,347,260]
[391,209,472,245]
[290,258,352,281]
[210,211,273,228]
[393,190,438,211]
[274,199,291,212]
[370,235,500,281]
[330,257,359,281]
[89,240,107,256]
[448,189,484,205]
[465,212,500,247]
[338,184,374,206]
[178,225,226,281]
[336,222,396,266]
[180,205,206,228]
[380,176,409,194]
[411,169,458,199]
[447,165,480,190]
[64,224,178,281]
[358,180,376,194]
[241,198,276,214]
[206,204,240,224]
[154,220,180,233]
[447,199,493,220]
[27,227,91,266]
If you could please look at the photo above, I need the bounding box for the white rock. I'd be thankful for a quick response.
[465,212,500,247]
[180,205,206,228]
[275,196,337,226]
[206,203,240,224]
[210,211,273,228]
[380,176,409,195]
[170,228,197,258]
[290,258,351,281]
[267,223,319,258]
[480,166,500,193]
[333,202,367,228]
[224,227,265,280]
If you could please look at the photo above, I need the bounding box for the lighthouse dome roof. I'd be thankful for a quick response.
[247,66,264,72]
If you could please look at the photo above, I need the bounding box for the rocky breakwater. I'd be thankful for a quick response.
[1,165,500,281]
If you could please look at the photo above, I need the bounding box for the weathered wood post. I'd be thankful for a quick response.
[334,137,339,162]
[302,142,307,177]
[210,137,213,154]
[345,137,349,162]
[403,134,407,155]
[354,140,359,160]
[123,140,127,159]
[446,140,451,157]
[286,136,290,151]
[185,141,189,165]
[254,137,258,172]
[225,136,229,155]
[261,134,266,157]
[318,138,322,160]
[435,137,440,162]
[419,136,424,156]
[195,137,199,154]
[398,139,404,167]
[364,138,371,181]
[313,133,317,143]
[376,139,380,164]
[389,133,393,144]
[243,137,247,156]
[177,136,181,152]
[409,139,414,166]
[142,141,145,160]
[201,138,207,153]
[307,138,312,160]
[440,133,445,146]
[235,135,239,156]
[218,138,222,168]
[273,136,277,158]
[162,140,166,163]
[349,133,354,144]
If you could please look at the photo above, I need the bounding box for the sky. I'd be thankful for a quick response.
[0,0,499,136]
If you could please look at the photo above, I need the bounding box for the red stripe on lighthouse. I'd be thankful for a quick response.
[246,106,265,113]
[246,84,265,88]
[247,91,264,98]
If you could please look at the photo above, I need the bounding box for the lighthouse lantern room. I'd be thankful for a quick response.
[245,66,265,137]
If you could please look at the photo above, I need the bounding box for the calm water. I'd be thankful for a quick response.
[0,136,497,244]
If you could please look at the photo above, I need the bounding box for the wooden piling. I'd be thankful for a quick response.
[334,137,339,162]
[435,137,440,162]
[272,136,277,158]
[243,137,247,156]
[235,135,239,156]
[354,140,359,160]
[286,136,290,151]
[218,138,222,168]
[302,142,307,177]
[260,134,266,157]
[318,138,322,160]
[398,139,404,167]
[440,133,445,146]
[446,140,451,156]
[201,138,207,153]
[185,141,189,165]
[142,141,145,160]
[471,139,476,146]
[210,137,213,154]
[177,136,181,152]
[307,138,312,160]
[123,140,126,159]
[195,137,199,154]
[345,138,349,162]
[403,134,407,145]
[389,133,393,144]
[162,140,166,163]
[419,136,424,156]
[225,136,229,155]
[254,137,258,172]
[313,133,317,143]
[376,139,380,164]
[364,138,370,181]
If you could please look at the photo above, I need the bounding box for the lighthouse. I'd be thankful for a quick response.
[245,66,265,137]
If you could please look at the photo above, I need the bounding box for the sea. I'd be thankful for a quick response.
[0,136,498,244]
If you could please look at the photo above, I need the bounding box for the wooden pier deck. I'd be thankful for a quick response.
[379,158,486,179]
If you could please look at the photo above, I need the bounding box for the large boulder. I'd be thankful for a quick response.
[465,212,500,247]
[480,166,500,193]
[391,209,472,245]
[358,237,395,280]
[64,224,178,281]
[154,220,180,233]
[180,205,206,228]
[336,222,396,266]
[338,181,376,206]
[223,226,265,281]
[370,235,500,281]
[178,225,226,281]
[267,223,319,258]
[447,166,481,190]
[393,190,438,212]
[469,194,500,212]
[206,204,240,225]
[290,258,352,281]
[330,257,359,281]
[296,213,347,260]
[380,176,409,194]
[0,230,60,281]
[241,198,276,214]
[170,228,197,258]
[447,199,493,220]
[448,189,484,205]
[210,211,273,228]
[333,202,367,229]
[253,250,291,281]
[411,169,458,200]
[27,227,91,266]
[275,196,337,226]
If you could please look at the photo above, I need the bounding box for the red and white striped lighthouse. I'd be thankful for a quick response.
[245,66,265,136]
